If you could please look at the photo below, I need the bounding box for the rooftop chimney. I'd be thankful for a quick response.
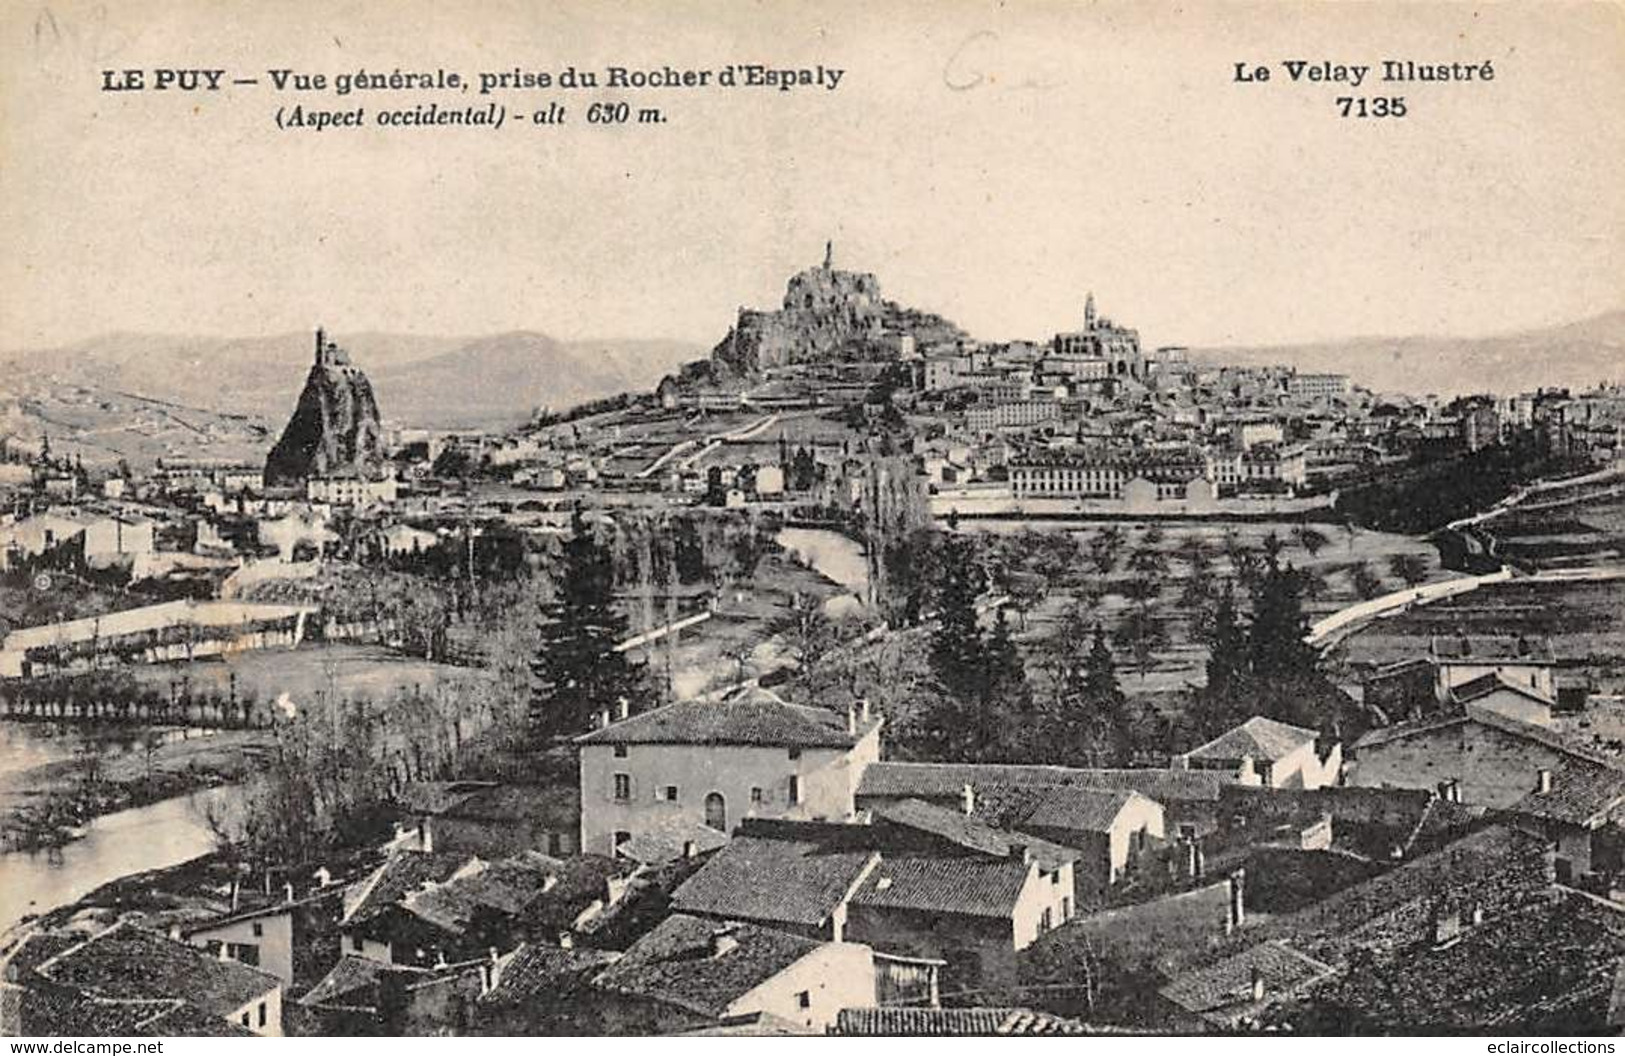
[1249,966,1265,1002]
[682,840,698,859]
[284,881,295,904]
[709,926,740,959]
[961,783,976,816]
[846,704,856,735]
[598,709,612,729]
[418,817,433,854]
[229,878,240,913]
[859,699,871,723]
[1537,768,1553,795]
[558,932,574,951]
[616,697,630,722]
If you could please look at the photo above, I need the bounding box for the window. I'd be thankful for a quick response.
[613,773,632,801]
[663,785,679,802]
[787,775,801,805]
[788,748,802,760]
[1179,823,1198,842]
[1062,897,1073,920]
[241,1012,250,1027]
[351,934,364,952]
[251,922,264,937]
[1040,907,1053,932]
[750,787,764,805]
[796,990,811,1009]
[258,1002,267,1028]
[547,832,563,855]
[613,744,628,758]
[613,831,631,853]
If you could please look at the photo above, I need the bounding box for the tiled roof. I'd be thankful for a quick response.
[1430,635,1556,664]
[857,761,1229,804]
[13,986,255,1037]
[677,1010,817,1035]
[671,835,878,928]
[1186,716,1319,764]
[343,851,474,924]
[850,854,1032,919]
[874,799,1077,869]
[403,854,558,932]
[1451,672,1555,707]
[618,821,730,867]
[300,954,492,1011]
[974,784,1145,836]
[37,923,279,1020]
[1229,825,1548,967]
[1159,940,1335,1022]
[483,942,617,1001]
[1286,889,1625,1033]
[576,685,877,748]
[1352,713,1470,751]
[832,1006,1090,1035]
[1510,756,1625,827]
[298,955,391,1008]
[591,914,821,1018]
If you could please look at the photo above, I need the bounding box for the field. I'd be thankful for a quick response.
[965,519,1447,694]
[122,642,492,705]
[1468,472,1625,569]
[1338,576,1625,684]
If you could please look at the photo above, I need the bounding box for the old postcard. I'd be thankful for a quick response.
[2,0,1623,1041]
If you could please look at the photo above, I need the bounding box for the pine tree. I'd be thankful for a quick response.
[529,511,649,741]
[1204,584,1247,697]
[1247,553,1317,682]
[929,533,987,706]
[982,609,1033,760]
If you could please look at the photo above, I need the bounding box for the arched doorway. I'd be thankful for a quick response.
[704,792,727,832]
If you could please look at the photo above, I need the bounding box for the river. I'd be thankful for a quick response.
[777,527,869,609]
[0,785,229,932]
[0,722,233,933]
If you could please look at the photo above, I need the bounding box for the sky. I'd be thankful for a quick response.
[2,0,1622,353]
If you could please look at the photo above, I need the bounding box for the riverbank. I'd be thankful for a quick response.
[0,723,263,852]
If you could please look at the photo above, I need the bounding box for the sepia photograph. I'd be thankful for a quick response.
[1,0,1624,1041]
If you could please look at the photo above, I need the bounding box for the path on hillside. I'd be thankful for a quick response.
[636,412,782,479]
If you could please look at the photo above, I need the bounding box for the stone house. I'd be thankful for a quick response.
[574,686,883,857]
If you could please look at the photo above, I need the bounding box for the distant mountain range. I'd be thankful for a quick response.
[0,331,704,430]
[1190,310,1625,396]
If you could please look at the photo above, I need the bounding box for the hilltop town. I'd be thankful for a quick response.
[3,247,1625,1036]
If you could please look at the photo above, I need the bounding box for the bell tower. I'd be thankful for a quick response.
[1084,292,1096,331]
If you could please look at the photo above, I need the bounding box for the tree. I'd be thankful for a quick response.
[917,535,1035,762]
[1349,561,1385,600]
[1246,551,1319,683]
[1087,525,1126,574]
[1388,552,1430,587]
[529,511,650,740]
[1293,525,1330,557]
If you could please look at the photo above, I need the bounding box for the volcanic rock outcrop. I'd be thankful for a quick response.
[264,329,387,486]
[665,242,966,392]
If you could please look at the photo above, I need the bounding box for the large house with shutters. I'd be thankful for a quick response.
[574,686,883,857]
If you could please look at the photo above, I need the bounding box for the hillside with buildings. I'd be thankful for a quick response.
[3,249,1624,1039]
[1192,310,1625,398]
